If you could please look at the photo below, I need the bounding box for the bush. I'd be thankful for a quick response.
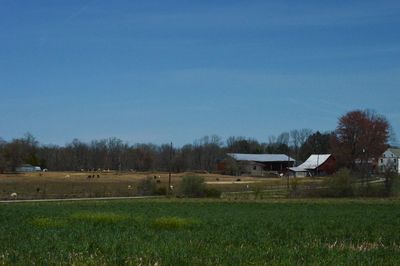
[137,177,156,196]
[390,173,400,196]
[181,175,205,197]
[384,170,400,196]
[323,168,355,197]
[204,188,221,198]
[354,184,387,197]
[289,178,300,197]
[155,186,167,196]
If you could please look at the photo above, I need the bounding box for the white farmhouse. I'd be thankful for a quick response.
[378,148,400,174]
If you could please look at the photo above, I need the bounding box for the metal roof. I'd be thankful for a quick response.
[389,148,400,157]
[227,153,295,162]
[297,154,332,170]
[288,166,309,172]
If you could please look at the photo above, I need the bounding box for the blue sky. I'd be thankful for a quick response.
[1,1,399,146]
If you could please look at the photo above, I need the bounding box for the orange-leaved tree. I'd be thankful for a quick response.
[331,110,390,170]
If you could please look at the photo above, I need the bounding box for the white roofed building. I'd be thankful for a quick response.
[15,164,42,173]
[289,154,335,177]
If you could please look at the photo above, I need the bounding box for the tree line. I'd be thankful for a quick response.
[0,109,394,173]
[0,130,331,173]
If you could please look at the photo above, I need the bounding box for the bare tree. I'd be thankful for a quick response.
[226,136,263,154]
[3,133,40,171]
[266,133,290,154]
[291,129,313,159]
[299,131,332,162]
[0,138,6,173]
[276,132,290,146]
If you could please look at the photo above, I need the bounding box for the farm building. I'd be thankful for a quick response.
[219,153,295,176]
[378,148,400,174]
[15,164,42,173]
[289,154,335,177]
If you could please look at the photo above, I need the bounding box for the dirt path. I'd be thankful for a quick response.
[0,195,165,204]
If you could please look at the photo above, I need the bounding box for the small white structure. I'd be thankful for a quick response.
[15,164,41,173]
[378,148,400,174]
[288,167,310,178]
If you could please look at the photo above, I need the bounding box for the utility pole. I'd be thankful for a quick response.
[118,155,122,175]
[315,143,319,177]
[287,153,290,190]
[168,142,172,195]
[362,148,366,186]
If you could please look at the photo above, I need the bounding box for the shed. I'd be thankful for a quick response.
[15,164,42,173]
[224,153,295,176]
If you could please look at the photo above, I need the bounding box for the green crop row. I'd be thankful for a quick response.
[0,199,400,265]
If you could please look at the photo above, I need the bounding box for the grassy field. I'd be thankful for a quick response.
[0,172,322,200]
[1,198,399,265]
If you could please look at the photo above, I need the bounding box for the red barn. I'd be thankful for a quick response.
[289,154,336,177]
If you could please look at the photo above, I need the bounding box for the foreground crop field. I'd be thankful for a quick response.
[1,199,400,265]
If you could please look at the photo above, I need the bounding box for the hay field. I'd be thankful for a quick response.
[0,171,321,200]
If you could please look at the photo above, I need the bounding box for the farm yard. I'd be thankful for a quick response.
[2,0,400,264]
[0,171,322,200]
[0,163,398,266]
[1,198,400,265]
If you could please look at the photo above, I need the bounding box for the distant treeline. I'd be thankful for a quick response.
[0,129,331,173]
[0,109,394,173]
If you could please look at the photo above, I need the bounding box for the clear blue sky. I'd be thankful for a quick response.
[1,1,399,146]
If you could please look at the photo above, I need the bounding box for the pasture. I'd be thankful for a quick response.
[0,171,320,200]
[0,199,400,265]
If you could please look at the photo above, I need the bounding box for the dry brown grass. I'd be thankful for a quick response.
[0,171,319,200]
[325,240,400,252]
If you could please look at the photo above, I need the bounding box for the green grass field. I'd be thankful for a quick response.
[1,199,400,265]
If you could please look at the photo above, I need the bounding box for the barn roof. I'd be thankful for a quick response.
[227,153,295,162]
[288,167,310,172]
[297,154,332,170]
